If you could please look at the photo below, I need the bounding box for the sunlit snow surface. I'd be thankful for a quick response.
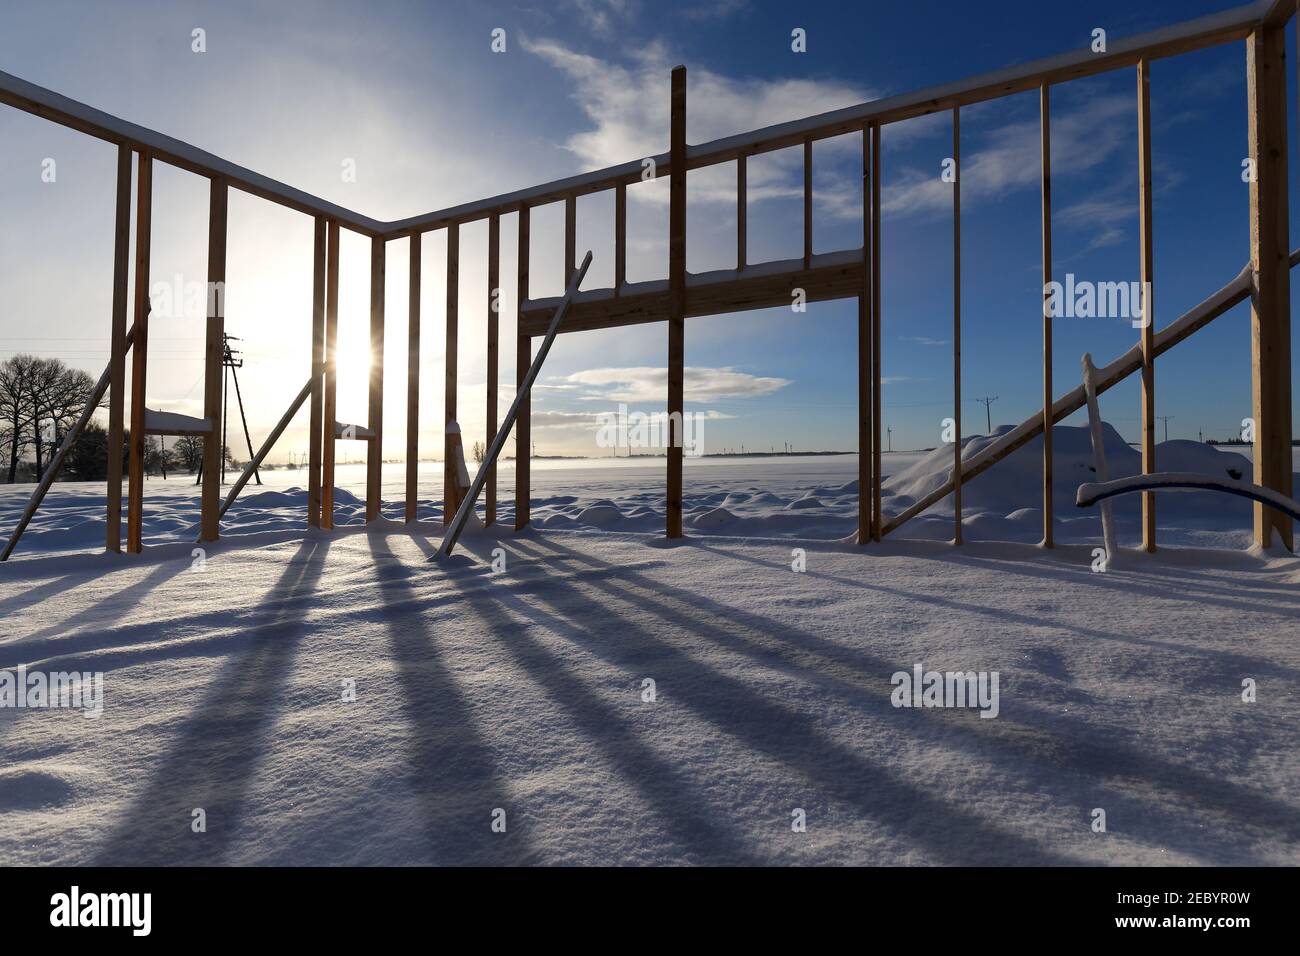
[1,435,1297,864]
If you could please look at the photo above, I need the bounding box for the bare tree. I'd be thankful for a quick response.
[27,358,99,476]
[472,440,486,465]
[0,355,38,482]
[173,435,204,473]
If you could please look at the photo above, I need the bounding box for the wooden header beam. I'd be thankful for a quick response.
[518,255,863,337]
[0,3,1282,244]
[0,69,384,236]
[380,0,1278,237]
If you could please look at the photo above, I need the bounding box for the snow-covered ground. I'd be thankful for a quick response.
[1,428,1297,865]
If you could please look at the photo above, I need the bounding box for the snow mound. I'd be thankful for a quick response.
[786,497,823,510]
[692,506,738,529]
[576,504,623,526]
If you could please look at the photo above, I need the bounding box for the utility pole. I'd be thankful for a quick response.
[199,333,261,486]
[1157,415,1174,443]
[974,395,999,434]
[227,335,261,485]
[887,426,893,453]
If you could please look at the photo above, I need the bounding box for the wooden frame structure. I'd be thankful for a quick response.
[1,0,1295,559]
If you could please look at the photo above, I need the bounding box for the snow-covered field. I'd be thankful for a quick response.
[1,428,1297,865]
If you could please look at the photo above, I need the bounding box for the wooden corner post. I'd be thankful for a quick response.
[516,207,531,529]
[367,236,386,522]
[200,176,228,543]
[405,231,421,523]
[105,144,131,552]
[1248,22,1294,551]
[667,65,686,539]
[126,151,153,554]
[307,217,326,527]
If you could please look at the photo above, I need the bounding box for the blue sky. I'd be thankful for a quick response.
[0,0,1296,461]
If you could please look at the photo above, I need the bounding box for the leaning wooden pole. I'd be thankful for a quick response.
[126,150,153,554]
[1247,22,1294,551]
[667,65,686,540]
[405,230,421,523]
[105,144,131,553]
[1137,58,1158,553]
[435,252,593,560]
[215,378,313,526]
[2,326,136,561]
[882,258,1258,538]
[199,176,228,544]
[1040,82,1054,549]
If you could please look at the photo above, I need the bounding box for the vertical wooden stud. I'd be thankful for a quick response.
[1138,58,1157,553]
[803,138,813,269]
[565,194,577,283]
[307,217,326,527]
[321,220,340,529]
[405,231,421,522]
[126,151,152,554]
[737,153,747,270]
[444,222,459,525]
[486,213,500,526]
[1040,83,1054,549]
[871,124,882,541]
[1248,25,1294,550]
[615,182,627,294]
[200,177,228,543]
[105,144,131,552]
[858,127,872,544]
[367,236,385,522]
[667,66,686,539]
[953,107,963,546]
[516,207,531,529]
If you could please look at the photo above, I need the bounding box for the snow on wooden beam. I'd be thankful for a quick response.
[143,409,213,436]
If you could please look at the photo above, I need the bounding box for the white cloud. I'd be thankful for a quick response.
[882,93,1134,222]
[522,37,872,208]
[561,365,792,402]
